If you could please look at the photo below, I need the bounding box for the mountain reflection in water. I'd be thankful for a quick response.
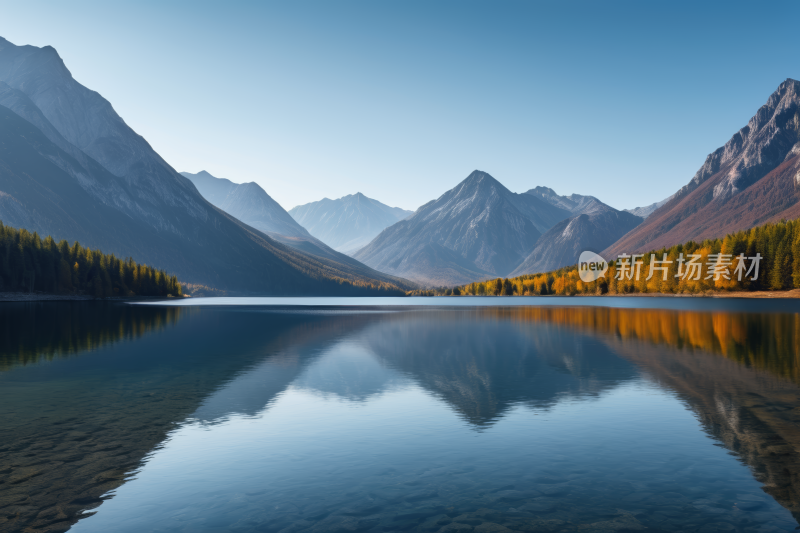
[1,302,799,533]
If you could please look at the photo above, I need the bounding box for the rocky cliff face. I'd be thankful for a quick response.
[354,171,570,285]
[697,80,800,201]
[605,79,800,258]
[0,37,411,294]
[289,193,412,255]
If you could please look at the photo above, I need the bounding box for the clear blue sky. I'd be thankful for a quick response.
[1,0,798,211]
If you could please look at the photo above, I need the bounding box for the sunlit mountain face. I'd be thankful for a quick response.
[2,303,800,532]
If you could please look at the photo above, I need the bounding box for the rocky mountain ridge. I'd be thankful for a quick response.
[354,171,572,285]
[604,78,800,258]
[525,186,609,216]
[182,171,311,240]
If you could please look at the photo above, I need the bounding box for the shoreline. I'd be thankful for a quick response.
[0,293,188,303]
[3,290,800,303]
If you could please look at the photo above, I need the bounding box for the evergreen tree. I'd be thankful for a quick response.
[0,220,183,297]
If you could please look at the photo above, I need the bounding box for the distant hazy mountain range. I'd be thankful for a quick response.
[181,170,387,267]
[526,187,611,216]
[354,171,639,285]
[605,78,800,258]
[623,197,671,219]
[0,37,412,294]
[289,193,412,255]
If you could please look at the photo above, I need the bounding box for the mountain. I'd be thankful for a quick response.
[624,196,671,219]
[181,170,399,269]
[0,37,411,294]
[525,186,610,216]
[354,171,571,286]
[181,171,310,240]
[509,189,643,276]
[289,193,412,255]
[510,207,643,276]
[605,79,800,259]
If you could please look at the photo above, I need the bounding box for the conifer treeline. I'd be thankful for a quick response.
[432,219,800,297]
[0,221,182,297]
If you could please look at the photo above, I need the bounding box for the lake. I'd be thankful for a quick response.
[2,297,800,533]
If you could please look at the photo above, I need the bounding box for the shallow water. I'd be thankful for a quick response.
[2,300,800,532]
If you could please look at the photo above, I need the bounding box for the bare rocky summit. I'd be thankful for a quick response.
[605,78,800,258]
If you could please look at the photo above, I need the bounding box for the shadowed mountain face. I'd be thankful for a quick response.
[605,78,800,258]
[289,193,413,255]
[0,37,409,295]
[354,171,570,286]
[512,189,643,275]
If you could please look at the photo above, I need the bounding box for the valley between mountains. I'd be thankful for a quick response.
[0,34,798,293]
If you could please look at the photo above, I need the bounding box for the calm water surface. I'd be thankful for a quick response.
[2,298,800,533]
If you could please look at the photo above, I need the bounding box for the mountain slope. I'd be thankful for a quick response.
[354,171,571,285]
[0,107,415,294]
[0,37,411,294]
[604,78,800,258]
[181,171,311,239]
[510,207,643,276]
[509,188,643,275]
[181,170,405,274]
[289,193,412,255]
